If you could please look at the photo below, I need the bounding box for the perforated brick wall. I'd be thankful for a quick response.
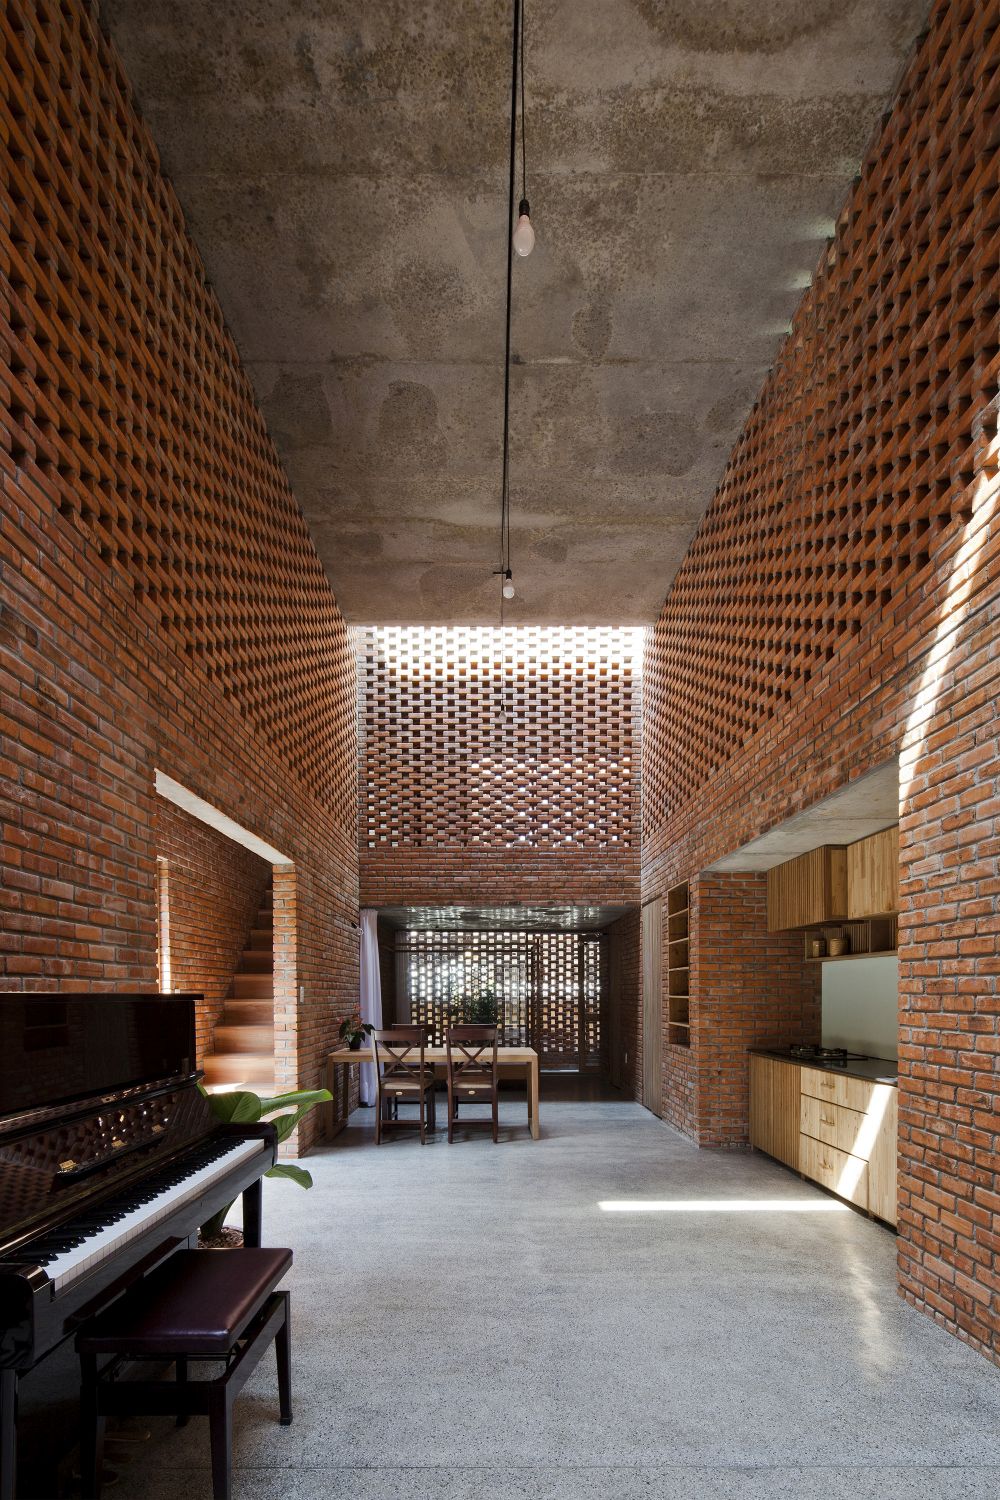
[396,926,605,1069]
[641,0,1000,1363]
[154,801,271,1062]
[358,626,641,908]
[0,0,359,1149]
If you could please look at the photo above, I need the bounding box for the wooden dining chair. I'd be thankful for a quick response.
[373,1027,437,1144]
[446,1025,499,1143]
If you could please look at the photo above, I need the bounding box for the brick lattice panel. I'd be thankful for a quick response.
[638,0,1000,1365]
[0,0,359,1150]
[642,0,999,840]
[360,627,640,853]
[1,0,355,824]
[397,926,605,1070]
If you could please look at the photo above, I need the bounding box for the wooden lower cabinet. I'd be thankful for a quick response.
[799,1133,868,1210]
[750,1055,898,1226]
[749,1054,799,1170]
[867,1087,898,1227]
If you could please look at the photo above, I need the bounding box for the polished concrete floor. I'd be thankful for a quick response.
[106,1092,1000,1500]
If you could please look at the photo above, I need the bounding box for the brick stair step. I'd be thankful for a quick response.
[247,927,273,949]
[231,974,273,999]
[213,1024,274,1054]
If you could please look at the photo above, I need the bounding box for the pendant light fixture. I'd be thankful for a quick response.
[495,0,533,614]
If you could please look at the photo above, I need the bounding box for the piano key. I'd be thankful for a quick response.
[31,1138,267,1291]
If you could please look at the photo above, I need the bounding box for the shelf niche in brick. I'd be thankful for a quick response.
[666,881,691,1048]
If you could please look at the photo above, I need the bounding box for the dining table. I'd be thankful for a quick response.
[323,1045,540,1141]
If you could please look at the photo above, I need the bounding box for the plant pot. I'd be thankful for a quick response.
[198,1227,244,1250]
[348,1033,363,1051]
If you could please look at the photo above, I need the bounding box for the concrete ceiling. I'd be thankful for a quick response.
[102,1,929,625]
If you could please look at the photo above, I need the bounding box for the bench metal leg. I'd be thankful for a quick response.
[209,1386,233,1500]
[275,1292,292,1426]
[1,1371,17,1500]
[175,1356,190,1427]
[79,1353,106,1500]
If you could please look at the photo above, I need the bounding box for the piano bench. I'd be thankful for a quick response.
[76,1248,293,1500]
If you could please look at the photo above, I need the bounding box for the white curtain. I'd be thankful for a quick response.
[358,909,382,1105]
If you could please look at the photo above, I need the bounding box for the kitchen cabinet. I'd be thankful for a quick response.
[766,845,848,931]
[749,1054,800,1170]
[800,1065,875,1115]
[798,1133,869,1210]
[847,826,899,918]
[750,1053,898,1226]
[866,1087,898,1227]
[800,1092,866,1156]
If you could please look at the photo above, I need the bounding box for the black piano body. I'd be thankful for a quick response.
[0,993,276,1499]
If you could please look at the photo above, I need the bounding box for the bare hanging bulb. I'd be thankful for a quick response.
[502,569,515,599]
[513,198,535,257]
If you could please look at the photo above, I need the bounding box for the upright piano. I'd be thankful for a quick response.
[0,994,276,1500]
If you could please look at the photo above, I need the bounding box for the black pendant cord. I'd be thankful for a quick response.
[520,0,527,203]
[499,0,521,617]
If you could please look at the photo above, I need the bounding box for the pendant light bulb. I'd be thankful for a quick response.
[513,198,535,257]
[502,569,515,599]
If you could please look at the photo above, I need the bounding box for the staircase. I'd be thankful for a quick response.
[202,886,275,1096]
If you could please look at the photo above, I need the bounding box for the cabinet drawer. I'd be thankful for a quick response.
[800,1066,873,1114]
[800,1093,866,1157]
[799,1133,868,1210]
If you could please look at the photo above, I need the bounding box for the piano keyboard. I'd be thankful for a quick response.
[25,1137,267,1291]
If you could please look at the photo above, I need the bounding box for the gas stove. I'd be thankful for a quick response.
[787,1044,870,1065]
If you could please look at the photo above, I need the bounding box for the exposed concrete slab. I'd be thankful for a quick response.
[706,759,900,872]
[102,0,930,623]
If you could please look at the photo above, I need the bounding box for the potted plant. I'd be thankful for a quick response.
[339,1014,375,1051]
[198,1083,331,1247]
[451,988,500,1027]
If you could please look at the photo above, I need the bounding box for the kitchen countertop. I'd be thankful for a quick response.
[749,1046,898,1087]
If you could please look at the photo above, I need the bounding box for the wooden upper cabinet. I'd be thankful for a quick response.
[847,826,899,918]
[766,845,848,931]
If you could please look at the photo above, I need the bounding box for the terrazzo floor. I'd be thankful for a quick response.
[103,1090,1000,1500]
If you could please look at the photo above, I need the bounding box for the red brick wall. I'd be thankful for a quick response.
[154,801,271,1062]
[358,626,641,910]
[0,0,359,1149]
[640,0,1000,1361]
[691,875,820,1148]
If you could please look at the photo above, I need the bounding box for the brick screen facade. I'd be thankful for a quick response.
[154,800,271,1062]
[640,0,1000,1362]
[0,0,359,1148]
[358,626,641,909]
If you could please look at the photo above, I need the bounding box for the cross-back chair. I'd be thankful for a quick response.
[373,1027,437,1144]
[446,1025,499,1143]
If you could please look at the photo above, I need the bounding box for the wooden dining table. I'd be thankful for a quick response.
[323,1045,540,1141]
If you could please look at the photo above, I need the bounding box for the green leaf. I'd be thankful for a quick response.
[257,1089,331,1116]
[266,1163,313,1189]
[269,1099,325,1143]
[199,1201,235,1240]
[203,1089,262,1123]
